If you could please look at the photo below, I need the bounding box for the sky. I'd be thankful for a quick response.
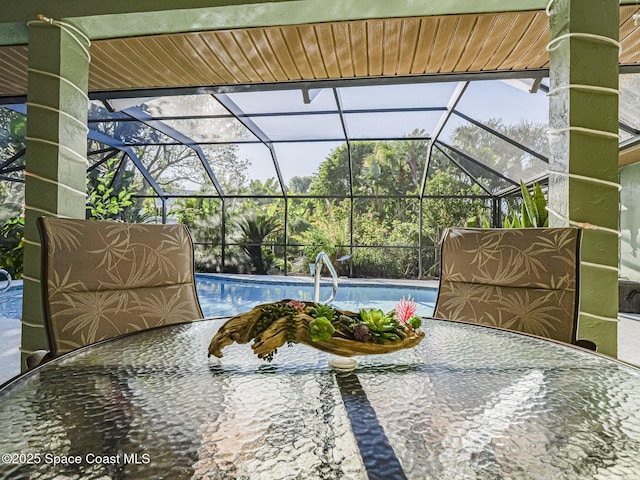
[228,79,550,185]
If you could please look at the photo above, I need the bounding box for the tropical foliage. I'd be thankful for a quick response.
[0,107,547,279]
[98,124,519,277]
[0,215,23,279]
[0,108,25,225]
[86,158,135,221]
[237,213,282,275]
[504,181,548,228]
[451,119,548,190]
[0,157,143,279]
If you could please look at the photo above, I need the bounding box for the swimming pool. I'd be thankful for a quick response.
[0,274,437,320]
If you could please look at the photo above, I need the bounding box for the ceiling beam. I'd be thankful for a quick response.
[420,81,468,198]
[0,0,549,45]
[87,129,166,197]
[452,110,548,163]
[121,106,225,198]
[433,143,494,197]
[436,140,519,187]
[81,69,552,104]
[214,92,287,197]
[0,70,552,105]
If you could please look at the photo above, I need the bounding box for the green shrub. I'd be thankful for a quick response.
[0,215,24,279]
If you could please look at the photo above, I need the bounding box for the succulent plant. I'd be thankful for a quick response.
[210,298,424,364]
[310,304,336,322]
[352,323,372,342]
[309,317,335,342]
[407,316,422,329]
[332,314,358,335]
[253,303,294,337]
[359,308,404,343]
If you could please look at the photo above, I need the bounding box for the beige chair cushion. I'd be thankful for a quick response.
[434,227,581,344]
[39,217,203,356]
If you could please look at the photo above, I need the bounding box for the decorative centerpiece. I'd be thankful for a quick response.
[208,297,425,361]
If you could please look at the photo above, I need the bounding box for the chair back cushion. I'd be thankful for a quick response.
[434,227,581,344]
[39,217,203,356]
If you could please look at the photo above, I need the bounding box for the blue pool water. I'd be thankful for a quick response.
[0,274,437,320]
[0,285,22,320]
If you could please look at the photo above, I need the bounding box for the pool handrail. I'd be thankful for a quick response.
[0,269,11,293]
[313,252,339,304]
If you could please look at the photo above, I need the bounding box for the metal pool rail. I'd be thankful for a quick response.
[0,269,11,293]
[313,252,339,304]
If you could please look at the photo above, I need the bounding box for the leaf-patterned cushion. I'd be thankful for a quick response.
[38,217,204,356]
[434,227,581,344]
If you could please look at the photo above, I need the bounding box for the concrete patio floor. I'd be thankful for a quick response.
[618,313,640,367]
[0,315,20,386]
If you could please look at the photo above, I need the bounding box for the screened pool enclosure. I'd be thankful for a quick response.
[1,73,639,278]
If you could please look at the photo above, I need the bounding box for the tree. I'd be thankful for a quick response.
[450,119,547,191]
[397,131,429,187]
[0,179,23,225]
[422,167,485,247]
[309,143,354,198]
[86,158,135,220]
[172,197,223,246]
[309,137,426,222]
[294,199,351,269]
[0,108,26,223]
[0,108,25,162]
[288,176,312,194]
[0,215,24,279]
[237,213,282,274]
[87,97,252,196]
[297,137,431,276]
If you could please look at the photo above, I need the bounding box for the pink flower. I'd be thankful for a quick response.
[395,296,417,323]
[288,300,306,312]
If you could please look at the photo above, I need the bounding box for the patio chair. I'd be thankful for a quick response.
[433,227,596,349]
[29,217,203,365]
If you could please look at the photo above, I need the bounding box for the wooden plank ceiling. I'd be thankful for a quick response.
[0,7,639,98]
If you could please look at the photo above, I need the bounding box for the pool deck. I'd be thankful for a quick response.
[1,274,639,384]
[0,315,20,386]
[211,273,441,289]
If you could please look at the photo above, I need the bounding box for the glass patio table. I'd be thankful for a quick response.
[1,317,640,480]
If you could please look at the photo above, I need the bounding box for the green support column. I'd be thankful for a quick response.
[548,0,619,356]
[21,20,89,369]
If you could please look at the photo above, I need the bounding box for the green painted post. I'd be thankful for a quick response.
[548,0,619,356]
[21,21,89,369]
